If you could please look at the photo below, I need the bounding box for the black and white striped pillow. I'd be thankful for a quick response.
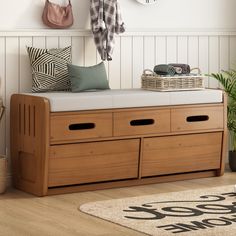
[27,46,71,92]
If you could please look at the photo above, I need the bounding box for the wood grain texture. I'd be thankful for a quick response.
[48,171,217,196]
[10,94,227,196]
[50,112,113,143]
[171,105,224,132]
[49,139,139,187]
[114,109,170,136]
[1,32,234,164]
[1,169,235,236]
[142,132,222,177]
[10,94,50,196]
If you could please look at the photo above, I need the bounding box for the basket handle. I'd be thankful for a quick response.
[190,67,201,74]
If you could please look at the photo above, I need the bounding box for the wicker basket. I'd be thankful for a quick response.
[141,69,205,92]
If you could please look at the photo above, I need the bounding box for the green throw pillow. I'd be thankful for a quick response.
[68,62,110,92]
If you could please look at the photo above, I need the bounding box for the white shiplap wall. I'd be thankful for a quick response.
[1,29,236,159]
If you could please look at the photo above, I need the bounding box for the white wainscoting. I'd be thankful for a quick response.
[0,29,236,160]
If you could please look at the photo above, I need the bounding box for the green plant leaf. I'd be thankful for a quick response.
[209,69,236,150]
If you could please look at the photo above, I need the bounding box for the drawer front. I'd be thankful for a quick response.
[142,132,222,177]
[50,113,112,143]
[171,106,223,132]
[114,109,170,136]
[48,139,140,187]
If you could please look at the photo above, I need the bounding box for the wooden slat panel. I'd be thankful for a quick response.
[71,36,84,66]
[144,36,155,69]
[84,36,96,66]
[49,139,140,187]
[209,36,219,88]
[167,36,177,63]
[230,36,236,68]
[6,37,19,165]
[19,37,32,93]
[142,132,222,177]
[32,36,46,48]
[96,50,109,76]
[109,36,121,89]
[219,36,229,71]
[121,37,132,89]
[177,36,188,63]
[219,36,230,90]
[132,36,143,88]
[199,36,209,87]
[188,36,199,70]
[156,36,166,64]
[46,36,59,49]
[59,36,71,48]
[94,35,109,73]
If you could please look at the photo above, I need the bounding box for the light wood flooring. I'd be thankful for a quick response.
[0,169,235,236]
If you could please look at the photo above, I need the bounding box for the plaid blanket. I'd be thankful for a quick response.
[90,0,125,61]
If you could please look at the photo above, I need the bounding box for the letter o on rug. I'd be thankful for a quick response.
[202,218,232,226]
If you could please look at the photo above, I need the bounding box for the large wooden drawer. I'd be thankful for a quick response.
[142,132,222,177]
[171,105,223,132]
[50,112,112,143]
[48,139,140,187]
[114,109,170,136]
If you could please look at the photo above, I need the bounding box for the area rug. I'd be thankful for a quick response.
[80,185,236,236]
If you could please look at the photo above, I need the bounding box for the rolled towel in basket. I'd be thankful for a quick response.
[168,63,190,74]
[153,64,176,76]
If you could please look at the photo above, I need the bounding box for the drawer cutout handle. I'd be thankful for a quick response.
[69,123,95,130]
[186,115,209,122]
[130,119,155,126]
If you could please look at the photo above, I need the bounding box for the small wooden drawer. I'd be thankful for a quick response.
[171,105,224,132]
[50,112,112,143]
[48,139,140,187]
[113,109,170,136]
[141,132,222,177]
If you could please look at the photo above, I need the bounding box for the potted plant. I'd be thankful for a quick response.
[0,96,6,193]
[210,69,236,171]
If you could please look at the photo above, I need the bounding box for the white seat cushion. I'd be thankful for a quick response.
[26,89,223,112]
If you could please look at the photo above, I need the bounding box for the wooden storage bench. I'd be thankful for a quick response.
[10,89,227,196]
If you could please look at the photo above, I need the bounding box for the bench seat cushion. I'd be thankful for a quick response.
[27,89,223,112]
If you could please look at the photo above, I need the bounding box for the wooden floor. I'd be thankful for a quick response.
[0,169,236,236]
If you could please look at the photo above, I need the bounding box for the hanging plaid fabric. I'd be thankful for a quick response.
[90,0,125,61]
